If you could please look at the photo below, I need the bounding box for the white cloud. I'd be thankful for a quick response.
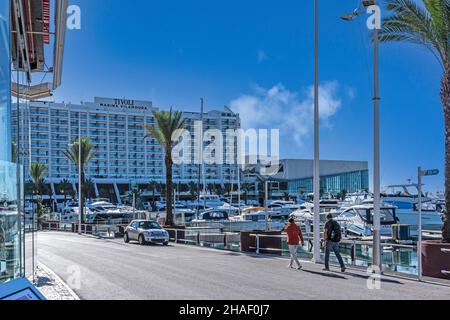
[257,50,268,63]
[230,81,344,146]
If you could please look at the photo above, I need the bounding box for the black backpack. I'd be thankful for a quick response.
[330,220,342,242]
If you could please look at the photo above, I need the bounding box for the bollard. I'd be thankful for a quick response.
[351,240,356,266]
[175,229,178,243]
[256,235,260,255]
[224,233,227,248]
[197,232,200,246]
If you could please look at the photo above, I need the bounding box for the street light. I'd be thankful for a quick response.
[340,0,382,270]
[68,140,82,235]
[313,0,321,264]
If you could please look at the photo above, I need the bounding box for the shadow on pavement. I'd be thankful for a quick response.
[37,276,55,287]
[301,269,347,280]
[342,272,404,285]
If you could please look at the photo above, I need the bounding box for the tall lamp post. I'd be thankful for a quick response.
[69,141,82,235]
[313,0,321,264]
[341,0,381,270]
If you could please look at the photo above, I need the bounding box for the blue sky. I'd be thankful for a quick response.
[52,0,444,192]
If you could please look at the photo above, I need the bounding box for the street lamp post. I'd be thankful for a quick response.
[340,0,382,271]
[313,0,321,264]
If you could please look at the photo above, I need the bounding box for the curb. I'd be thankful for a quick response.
[38,263,81,300]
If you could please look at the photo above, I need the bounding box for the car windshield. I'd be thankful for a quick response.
[139,221,161,230]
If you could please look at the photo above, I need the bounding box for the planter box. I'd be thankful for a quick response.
[165,226,186,243]
[241,231,282,255]
[422,240,450,280]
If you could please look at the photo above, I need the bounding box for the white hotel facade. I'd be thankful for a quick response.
[13,97,240,201]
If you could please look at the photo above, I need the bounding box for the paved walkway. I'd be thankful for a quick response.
[34,263,80,300]
[37,232,450,300]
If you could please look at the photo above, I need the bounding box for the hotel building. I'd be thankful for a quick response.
[13,97,241,202]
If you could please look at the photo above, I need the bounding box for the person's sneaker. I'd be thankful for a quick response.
[322,267,330,271]
[297,265,303,270]
[341,267,346,273]
[288,265,293,269]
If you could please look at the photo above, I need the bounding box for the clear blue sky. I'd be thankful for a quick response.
[52,0,444,192]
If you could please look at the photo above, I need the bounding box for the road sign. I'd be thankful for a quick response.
[421,169,439,177]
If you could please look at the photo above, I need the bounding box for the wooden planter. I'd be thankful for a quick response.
[422,240,450,280]
[241,231,282,255]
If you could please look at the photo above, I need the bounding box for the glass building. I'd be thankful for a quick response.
[1,0,66,289]
[245,159,370,197]
[0,0,24,285]
[287,170,369,195]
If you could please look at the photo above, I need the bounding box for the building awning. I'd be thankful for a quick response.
[11,0,68,97]
[11,82,52,100]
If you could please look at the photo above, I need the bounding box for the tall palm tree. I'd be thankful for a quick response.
[379,0,450,242]
[84,178,96,200]
[144,109,185,226]
[63,138,96,223]
[148,180,158,211]
[58,179,73,204]
[29,163,48,226]
[29,162,48,195]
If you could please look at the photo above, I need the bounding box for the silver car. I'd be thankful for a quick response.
[124,220,170,246]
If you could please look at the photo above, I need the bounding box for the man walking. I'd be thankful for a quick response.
[284,218,304,270]
[323,213,346,272]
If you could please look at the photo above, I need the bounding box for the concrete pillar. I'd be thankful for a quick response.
[94,183,99,198]
[113,183,121,204]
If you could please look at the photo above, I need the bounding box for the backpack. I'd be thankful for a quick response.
[329,220,342,242]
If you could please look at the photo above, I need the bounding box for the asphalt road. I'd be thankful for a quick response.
[37,232,450,300]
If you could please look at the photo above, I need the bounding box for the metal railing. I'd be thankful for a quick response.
[40,223,446,280]
[164,227,241,251]
[249,233,420,277]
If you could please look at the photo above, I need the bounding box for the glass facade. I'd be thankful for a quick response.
[0,0,25,285]
[288,170,369,195]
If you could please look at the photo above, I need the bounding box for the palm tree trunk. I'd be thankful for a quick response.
[80,168,85,224]
[443,66,450,243]
[165,152,174,226]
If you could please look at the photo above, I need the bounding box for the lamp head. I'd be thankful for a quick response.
[362,0,376,8]
[340,14,354,21]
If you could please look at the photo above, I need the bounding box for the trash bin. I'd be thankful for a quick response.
[392,224,411,242]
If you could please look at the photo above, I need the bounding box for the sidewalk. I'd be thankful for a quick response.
[34,263,80,301]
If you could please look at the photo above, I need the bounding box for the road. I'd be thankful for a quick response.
[37,232,450,300]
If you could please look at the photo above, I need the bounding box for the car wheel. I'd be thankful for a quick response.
[124,233,129,243]
[139,234,146,246]
[163,241,169,246]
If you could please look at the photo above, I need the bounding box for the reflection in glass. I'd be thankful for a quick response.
[0,0,24,285]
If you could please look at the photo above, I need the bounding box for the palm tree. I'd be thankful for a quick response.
[148,180,158,211]
[380,0,450,242]
[63,138,95,223]
[29,163,48,226]
[144,109,185,226]
[29,163,48,195]
[84,178,96,200]
[187,181,197,199]
[58,179,73,204]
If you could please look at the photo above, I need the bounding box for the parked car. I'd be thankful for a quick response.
[124,220,170,246]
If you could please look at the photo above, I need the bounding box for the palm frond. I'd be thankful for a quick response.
[380,0,450,68]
